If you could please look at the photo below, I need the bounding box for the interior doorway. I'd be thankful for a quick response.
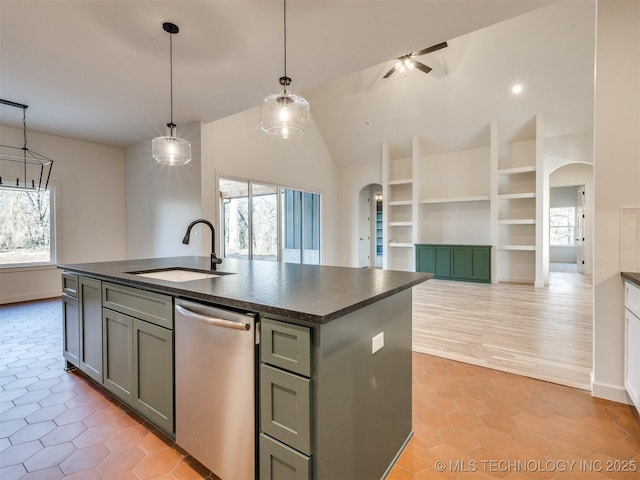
[548,163,593,278]
[358,183,382,268]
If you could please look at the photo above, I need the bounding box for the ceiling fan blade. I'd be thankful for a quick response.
[413,61,432,75]
[383,66,398,79]
[414,41,448,57]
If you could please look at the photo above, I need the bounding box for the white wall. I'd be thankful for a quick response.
[592,0,640,403]
[125,122,203,259]
[0,125,126,304]
[336,162,382,267]
[202,107,339,265]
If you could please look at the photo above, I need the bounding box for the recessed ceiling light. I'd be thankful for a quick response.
[512,84,524,95]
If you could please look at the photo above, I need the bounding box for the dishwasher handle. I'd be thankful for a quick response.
[175,304,251,331]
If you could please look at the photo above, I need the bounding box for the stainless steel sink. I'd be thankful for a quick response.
[129,268,231,283]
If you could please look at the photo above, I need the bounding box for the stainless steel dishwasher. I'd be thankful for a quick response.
[175,298,257,480]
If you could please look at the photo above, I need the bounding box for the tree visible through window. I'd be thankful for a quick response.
[550,206,576,246]
[219,177,320,264]
[0,188,53,265]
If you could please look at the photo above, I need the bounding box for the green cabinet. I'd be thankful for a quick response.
[79,276,103,383]
[132,318,174,433]
[62,273,80,369]
[416,244,491,283]
[102,282,174,434]
[103,309,134,404]
[260,318,312,479]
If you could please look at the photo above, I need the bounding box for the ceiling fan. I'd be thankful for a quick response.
[383,41,448,79]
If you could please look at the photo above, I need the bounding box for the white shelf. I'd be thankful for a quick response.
[388,200,413,206]
[498,245,536,251]
[497,192,536,200]
[420,195,490,204]
[389,221,414,227]
[388,178,413,186]
[499,219,536,225]
[388,242,414,248]
[497,166,536,175]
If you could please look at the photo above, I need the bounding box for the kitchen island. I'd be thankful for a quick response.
[59,256,430,480]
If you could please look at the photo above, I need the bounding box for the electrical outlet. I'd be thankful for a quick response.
[372,332,384,354]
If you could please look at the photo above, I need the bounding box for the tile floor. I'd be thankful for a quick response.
[1,298,640,479]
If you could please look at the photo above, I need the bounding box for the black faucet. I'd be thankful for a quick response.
[182,219,223,271]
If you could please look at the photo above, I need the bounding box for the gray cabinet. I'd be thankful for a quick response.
[260,434,311,480]
[133,318,174,433]
[260,318,312,480]
[101,282,174,434]
[61,273,79,368]
[79,276,103,383]
[102,309,133,404]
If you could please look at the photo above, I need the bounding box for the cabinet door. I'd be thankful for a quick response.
[260,434,311,480]
[434,246,451,277]
[469,247,491,282]
[133,319,174,433]
[450,247,470,279]
[62,293,80,367]
[625,309,640,412]
[103,309,133,404]
[261,364,311,455]
[79,277,103,383]
[415,245,434,273]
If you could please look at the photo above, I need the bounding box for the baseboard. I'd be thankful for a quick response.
[591,376,632,405]
[0,291,61,305]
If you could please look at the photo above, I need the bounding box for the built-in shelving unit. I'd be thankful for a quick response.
[382,114,544,285]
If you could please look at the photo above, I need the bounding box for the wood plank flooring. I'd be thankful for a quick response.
[412,272,593,390]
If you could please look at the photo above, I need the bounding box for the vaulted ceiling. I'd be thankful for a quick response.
[0,1,594,167]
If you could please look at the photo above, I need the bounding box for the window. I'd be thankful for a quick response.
[0,187,55,266]
[219,177,320,264]
[549,206,576,246]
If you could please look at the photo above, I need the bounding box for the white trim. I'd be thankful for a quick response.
[591,378,632,404]
[0,291,61,305]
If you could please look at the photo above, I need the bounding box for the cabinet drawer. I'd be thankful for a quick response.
[260,433,311,480]
[261,364,311,455]
[102,282,173,329]
[62,273,78,298]
[262,319,311,377]
[626,281,640,319]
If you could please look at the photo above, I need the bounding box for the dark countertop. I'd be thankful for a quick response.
[622,272,640,288]
[59,256,431,324]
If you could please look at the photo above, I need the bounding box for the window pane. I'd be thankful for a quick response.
[220,179,249,259]
[549,207,576,246]
[0,189,51,265]
[302,192,320,265]
[282,189,301,263]
[251,183,278,261]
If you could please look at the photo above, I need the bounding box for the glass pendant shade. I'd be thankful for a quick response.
[153,22,191,166]
[261,92,310,139]
[152,128,191,166]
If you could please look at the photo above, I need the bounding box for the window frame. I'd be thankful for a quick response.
[549,206,577,247]
[218,175,321,264]
[0,184,57,269]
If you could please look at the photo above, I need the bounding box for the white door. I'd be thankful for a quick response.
[576,185,586,274]
[358,190,371,267]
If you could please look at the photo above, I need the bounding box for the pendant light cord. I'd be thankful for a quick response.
[283,0,287,79]
[169,31,174,127]
[22,107,27,150]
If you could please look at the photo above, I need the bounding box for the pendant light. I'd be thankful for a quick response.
[260,0,310,139]
[0,99,53,190]
[152,22,191,166]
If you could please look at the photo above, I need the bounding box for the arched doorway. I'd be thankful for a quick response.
[358,183,383,268]
[548,162,593,279]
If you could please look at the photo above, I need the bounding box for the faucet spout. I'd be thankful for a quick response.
[182,219,223,270]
